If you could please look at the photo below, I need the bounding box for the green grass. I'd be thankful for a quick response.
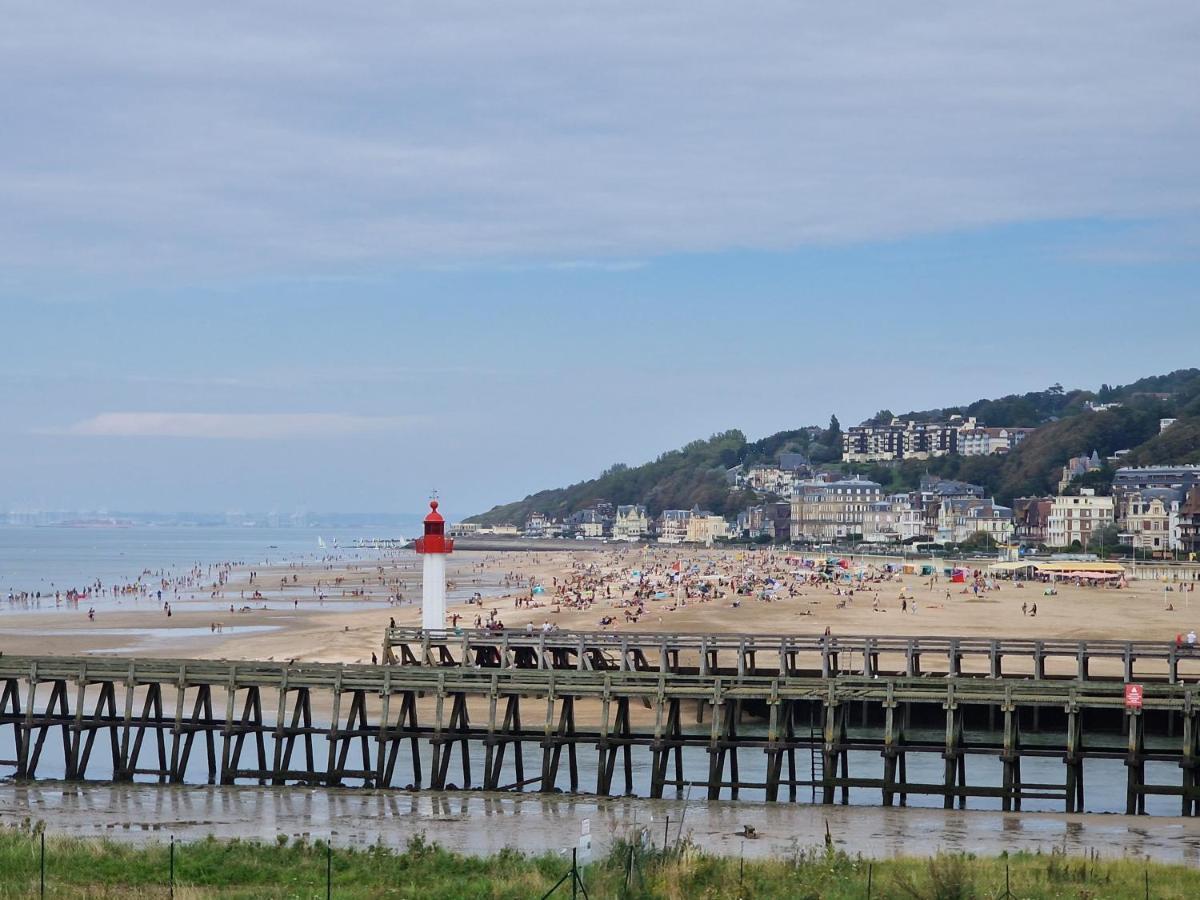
[1,820,1198,898]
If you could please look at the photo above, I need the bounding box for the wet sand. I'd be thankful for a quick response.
[7,783,1200,864]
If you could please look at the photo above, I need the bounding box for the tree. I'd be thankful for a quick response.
[825,414,842,445]
[867,409,895,426]
[1090,523,1121,556]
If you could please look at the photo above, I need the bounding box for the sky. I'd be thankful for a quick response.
[1,2,1198,520]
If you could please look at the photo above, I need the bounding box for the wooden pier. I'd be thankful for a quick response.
[1,652,1199,815]
[383,627,1200,683]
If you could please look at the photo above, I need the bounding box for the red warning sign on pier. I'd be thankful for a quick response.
[1125,683,1144,709]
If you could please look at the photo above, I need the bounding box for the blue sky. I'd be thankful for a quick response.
[1,3,1198,519]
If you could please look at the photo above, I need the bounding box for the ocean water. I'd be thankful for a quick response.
[0,525,407,595]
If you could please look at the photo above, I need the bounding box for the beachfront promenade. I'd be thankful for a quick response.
[384,626,1200,683]
[2,647,1200,816]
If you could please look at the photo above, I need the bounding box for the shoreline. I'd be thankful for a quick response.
[8,782,1200,863]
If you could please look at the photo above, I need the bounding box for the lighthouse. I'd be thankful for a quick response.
[413,500,453,630]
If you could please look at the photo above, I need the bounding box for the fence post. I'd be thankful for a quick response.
[169,835,175,900]
[571,847,578,900]
[866,862,872,899]
[327,841,333,900]
[40,831,45,899]
[663,816,670,849]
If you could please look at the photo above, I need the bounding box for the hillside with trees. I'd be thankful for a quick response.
[467,369,1200,524]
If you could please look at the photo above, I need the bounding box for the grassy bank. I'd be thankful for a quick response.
[1,823,1198,898]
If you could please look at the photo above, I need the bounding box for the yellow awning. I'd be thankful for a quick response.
[989,561,1035,572]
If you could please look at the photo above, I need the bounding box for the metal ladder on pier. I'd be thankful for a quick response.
[809,704,822,802]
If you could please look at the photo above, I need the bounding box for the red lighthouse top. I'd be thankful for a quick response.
[413,500,453,554]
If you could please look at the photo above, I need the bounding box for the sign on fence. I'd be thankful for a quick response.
[1125,683,1144,710]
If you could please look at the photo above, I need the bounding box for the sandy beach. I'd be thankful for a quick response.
[4,546,1198,668]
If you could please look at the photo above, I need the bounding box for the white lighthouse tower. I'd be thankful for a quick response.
[414,500,453,630]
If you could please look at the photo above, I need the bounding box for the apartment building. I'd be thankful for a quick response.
[790,478,884,541]
[958,426,1035,456]
[842,420,962,462]
[1047,489,1115,548]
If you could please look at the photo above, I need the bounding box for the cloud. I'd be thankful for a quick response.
[44,412,423,440]
[1,2,1198,285]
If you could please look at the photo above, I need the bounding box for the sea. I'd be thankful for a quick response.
[0,524,414,597]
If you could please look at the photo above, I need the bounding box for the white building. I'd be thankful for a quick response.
[1047,489,1115,549]
[612,505,649,541]
[657,509,691,544]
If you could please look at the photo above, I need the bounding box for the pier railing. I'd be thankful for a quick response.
[382,627,1200,682]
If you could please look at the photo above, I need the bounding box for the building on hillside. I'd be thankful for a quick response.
[959,426,1035,456]
[1112,466,1200,498]
[790,477,884,542]
[842,420,962,462]
[1012,497,1054,545]
[778,452,810,472]
[1178,487,1200,558]
[1058,451,1104,492]
[1047,489,1115,549]
[1161,418,1178,433]
[657,509,692,544]
[449,522,480,537]
[919,476,985,500]
[686,512,728,544]
[612,505,649,541]
[1117,488,1180,556]
[736,465,797,496]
